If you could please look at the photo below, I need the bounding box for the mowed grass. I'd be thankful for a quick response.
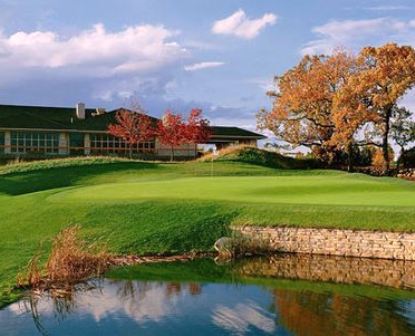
[1,156,415,305]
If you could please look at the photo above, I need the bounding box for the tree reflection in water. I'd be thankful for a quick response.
[273,290,415,336]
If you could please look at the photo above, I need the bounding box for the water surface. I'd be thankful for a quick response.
[1,256,415,336]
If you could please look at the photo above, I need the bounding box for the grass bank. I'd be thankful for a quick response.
[1,154,415,305]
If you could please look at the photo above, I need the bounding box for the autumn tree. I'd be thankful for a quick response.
[331,67,376,171]
[157,109,210,161]
[257,51,356,163]
[185,108,211,147]
[108,108,155,158]
[333,43,415,173]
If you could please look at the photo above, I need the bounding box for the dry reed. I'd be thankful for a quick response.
[18,226,111,289]
[46,225,110,283]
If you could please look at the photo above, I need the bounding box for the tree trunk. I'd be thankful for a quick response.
[396,146,404,175]
[382,107,392,174]
[347,143,354,173]
[129,144,133,159]
[170,145,174,162]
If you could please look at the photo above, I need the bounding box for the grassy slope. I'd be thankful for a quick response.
[0,156,415,305]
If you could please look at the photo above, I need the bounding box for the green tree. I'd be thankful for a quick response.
[391,107,415,172]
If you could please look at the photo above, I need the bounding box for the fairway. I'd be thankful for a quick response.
[1,157,415,305]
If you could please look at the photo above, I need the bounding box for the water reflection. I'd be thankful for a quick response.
[212,302,276,334]
[237,254,415,289]
[1,255,415,335]
[275,290,415,336]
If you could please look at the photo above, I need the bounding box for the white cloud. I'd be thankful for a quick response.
[0,23,188,78]
[184,61,224,72]
[365,5,411,11]
[212,302,275,335]
[302,17,415,55]
[212,9,277,39]
[6,281,184,324]
[247,77,274,92]
[400,89,415,112]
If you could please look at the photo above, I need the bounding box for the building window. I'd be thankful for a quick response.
[90,134,155,155]
[69,133,84,155]
[10,131,60,154]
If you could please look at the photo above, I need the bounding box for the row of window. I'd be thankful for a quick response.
[10,132,60,154]
[0,132,156,155]
[90,134,155,154]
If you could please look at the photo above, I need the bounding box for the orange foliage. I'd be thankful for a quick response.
[372,149,386,173]
[260,43,415,170]
[332,43,415,171]
[259,50,355,162]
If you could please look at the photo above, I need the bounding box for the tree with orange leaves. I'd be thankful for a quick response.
[257,51,356,163]
[332,43,415,173]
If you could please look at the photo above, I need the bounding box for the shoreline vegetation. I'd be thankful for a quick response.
[16,225,213,296]
[1,148,415,306]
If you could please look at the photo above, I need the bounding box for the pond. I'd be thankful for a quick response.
[1,255,415,335]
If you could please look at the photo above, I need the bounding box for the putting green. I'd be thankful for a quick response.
[50,175,415,207]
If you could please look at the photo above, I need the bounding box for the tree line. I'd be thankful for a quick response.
[258,43,415,174]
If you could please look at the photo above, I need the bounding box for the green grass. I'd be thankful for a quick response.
[0,155,415,306]
[199,145,320,169]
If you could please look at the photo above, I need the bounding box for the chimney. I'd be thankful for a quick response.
[76,102,86,119]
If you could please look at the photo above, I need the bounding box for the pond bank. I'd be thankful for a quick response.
[234,226,415,260]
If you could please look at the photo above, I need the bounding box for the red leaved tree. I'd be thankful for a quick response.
[108,109,155,158]
[185,108,211,156]
[157,109,211,161]
[157,110,187,161]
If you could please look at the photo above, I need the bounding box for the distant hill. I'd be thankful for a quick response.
[199,145,321,169]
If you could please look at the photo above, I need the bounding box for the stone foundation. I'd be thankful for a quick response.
[234,226,415,261]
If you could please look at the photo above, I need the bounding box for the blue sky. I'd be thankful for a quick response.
[0,0,414,129]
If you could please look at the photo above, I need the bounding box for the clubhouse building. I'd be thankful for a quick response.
[0,103,265,159]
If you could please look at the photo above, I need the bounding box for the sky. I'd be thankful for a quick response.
[0,0,414,130]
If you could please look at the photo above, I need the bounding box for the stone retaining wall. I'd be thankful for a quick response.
[234,226,415,261]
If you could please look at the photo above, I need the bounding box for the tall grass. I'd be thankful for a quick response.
[18,226,110,289]
[46,226,110,283]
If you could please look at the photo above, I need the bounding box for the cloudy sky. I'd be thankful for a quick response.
[0,0,414,128]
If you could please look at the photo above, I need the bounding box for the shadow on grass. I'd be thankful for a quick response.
[0,162,161,196]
